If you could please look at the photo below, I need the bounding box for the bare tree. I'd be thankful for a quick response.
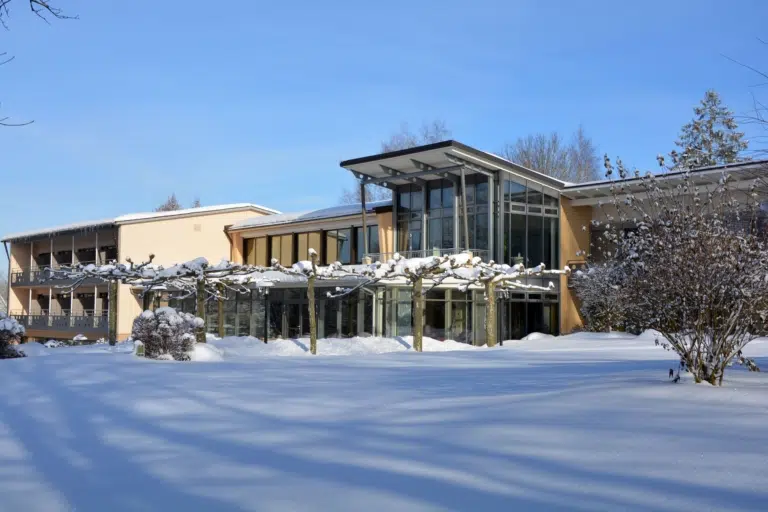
[577,155,766,385]
[191,197,202,208]
[0,272,8,314]
[0,1,74,125]
[501,126,601,183]
[339,120,452,204]
[155,194,182,212]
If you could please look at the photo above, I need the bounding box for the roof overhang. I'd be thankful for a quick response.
[340,140,568,191]
[561,160,768,206]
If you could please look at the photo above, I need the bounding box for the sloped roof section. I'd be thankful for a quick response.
[2,203,281,243]
[230,200,391,231]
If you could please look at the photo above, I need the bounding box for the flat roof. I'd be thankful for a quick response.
[229,200,391,232]
[3,203,282,243]
[340,140,569,191]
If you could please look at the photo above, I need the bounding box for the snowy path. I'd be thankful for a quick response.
[0,334,767,511]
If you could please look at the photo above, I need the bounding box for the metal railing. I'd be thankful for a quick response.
[11,311,108,331]
[11,261,104,286]
[366,248,491,262]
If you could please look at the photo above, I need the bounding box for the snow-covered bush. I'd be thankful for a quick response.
[130,307,203,361]
[589,155,767,385]
[571,262,627,332]
[0,313,26,359]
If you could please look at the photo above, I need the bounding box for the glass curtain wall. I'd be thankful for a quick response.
[503,178,559,269]
[427,180,454,255]
[397,184,423,254]
[458,175,489,252]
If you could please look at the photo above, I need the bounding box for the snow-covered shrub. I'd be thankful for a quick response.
[130,307,203,361]
[0,313,26,359]
[44,340,63,349]
[591,156,767,385]
[571,262,627,332]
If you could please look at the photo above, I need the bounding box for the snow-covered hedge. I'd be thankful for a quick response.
[131,307,203,361]
[0,313,26,359]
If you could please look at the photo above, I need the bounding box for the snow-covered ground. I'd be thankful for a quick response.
[1,332,767,511]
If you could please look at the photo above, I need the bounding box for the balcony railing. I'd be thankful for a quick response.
[11,262,103,287]
[366,248,491,262]
[11,311,108,333]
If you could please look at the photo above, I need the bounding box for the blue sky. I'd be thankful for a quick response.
[1,0,767,271]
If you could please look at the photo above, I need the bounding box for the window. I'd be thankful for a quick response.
[427,179,454,252]
[503,177,559,268]
[269,234,293,266]
[326,229,352,265]
[397,184,424,253]
[355,225,379,263]
[244,237,268,266]
[295,231,322,262]
[458,175,489,251]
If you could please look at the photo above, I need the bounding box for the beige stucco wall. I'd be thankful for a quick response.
[376,211,394,256]
[115,209,269,337]
[559,198,593,334]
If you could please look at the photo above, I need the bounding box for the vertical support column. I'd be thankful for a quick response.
[460,168,470,252]
[27,289,32,317]
[445,289,452,340]
[357,293,364,336]
[263,289,270,344]
[95,232,99,264]
[453,183,460,252]
[71,235,75,265]
[50,239,54,269]
[421,185,427,256]
[488,173,495,262]
[392,188,398,256]
[498,177,505,264]
[29,241,33,271]
[48,286,53,326]
[360,181,369,260]
[94,285,98,327]
[108,281,118,345]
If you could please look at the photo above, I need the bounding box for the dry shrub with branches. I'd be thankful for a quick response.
[576,156,767,385]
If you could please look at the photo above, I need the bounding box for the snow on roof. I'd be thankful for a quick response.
[230,200,392,231]
[2,219,117,243]
[114,203,280,223]
[2,203,281,243]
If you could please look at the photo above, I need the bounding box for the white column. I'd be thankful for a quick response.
[27,289,32,316]
[95,232,99,264]
[50,239,54,268]
[72,235,75,265]
[29,241,33,269]
[445,289,452,340]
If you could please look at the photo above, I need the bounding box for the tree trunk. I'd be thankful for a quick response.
[196,278,206,344]
[485,281,497,347]
[308,251,318,355]
[108,280,118,346]
[412,277,424,352]
[217,283,225,339]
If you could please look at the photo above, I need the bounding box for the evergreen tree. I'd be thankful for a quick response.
[670,90,748,169]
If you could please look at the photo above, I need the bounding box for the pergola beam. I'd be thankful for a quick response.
[410,159,461,184]
[444,153,495,177]
[379,164,427,186]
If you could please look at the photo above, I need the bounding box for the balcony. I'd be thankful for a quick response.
[10,262,103,287]
[366,248,491,263]
[11,310,108,335]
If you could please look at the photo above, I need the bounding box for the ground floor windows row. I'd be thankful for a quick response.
[168,287,559,343]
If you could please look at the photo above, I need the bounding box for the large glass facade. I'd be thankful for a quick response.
[458,175,490,251]
[397,184,423,253]
[427,180,454,254]
[503,178,559,269]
